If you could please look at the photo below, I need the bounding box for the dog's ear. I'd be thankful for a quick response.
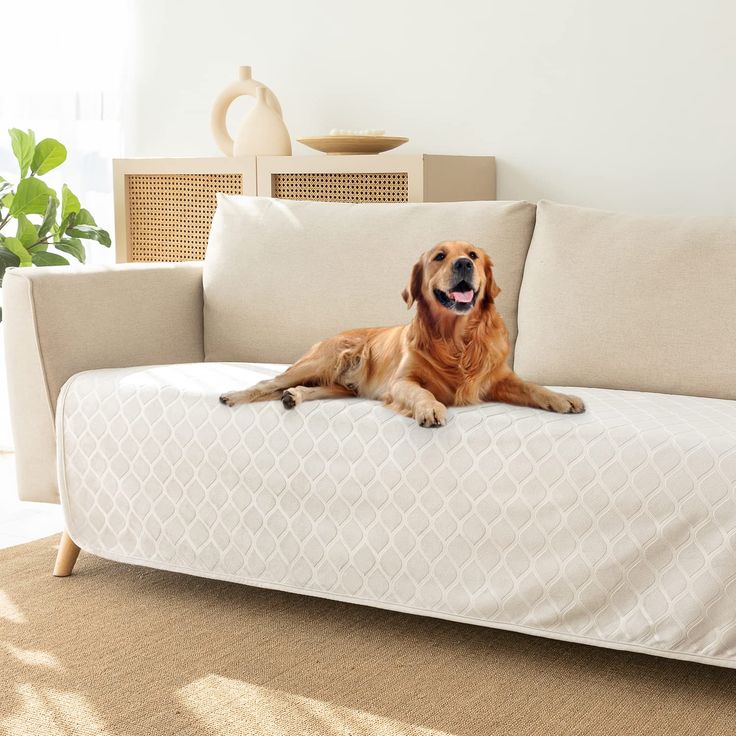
[483,259,501,306]
[402,260,424,309]
[490,274,501,300]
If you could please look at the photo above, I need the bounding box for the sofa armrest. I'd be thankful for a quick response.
[3,262,204,502]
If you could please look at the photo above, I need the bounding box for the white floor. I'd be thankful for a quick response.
[0,452,64,549]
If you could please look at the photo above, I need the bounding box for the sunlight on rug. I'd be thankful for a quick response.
[0,590,27,624]
[3,684,113,736]
[3,642,63,670]
[180,675,456,736]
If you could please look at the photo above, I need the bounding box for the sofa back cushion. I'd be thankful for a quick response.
[203,196,536,364]
[514,200,736,399]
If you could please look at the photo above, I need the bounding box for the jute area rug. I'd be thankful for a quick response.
[1,536,734,736]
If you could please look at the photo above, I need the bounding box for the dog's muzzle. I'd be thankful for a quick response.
[433,278,478,312]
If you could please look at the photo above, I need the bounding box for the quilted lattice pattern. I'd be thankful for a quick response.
[57,363,736,667]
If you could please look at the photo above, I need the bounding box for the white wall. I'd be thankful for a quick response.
[125,0,736,216]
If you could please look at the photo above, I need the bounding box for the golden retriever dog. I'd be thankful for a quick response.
[220,241,585,426]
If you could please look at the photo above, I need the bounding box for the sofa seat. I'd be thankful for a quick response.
[57,363,736,668]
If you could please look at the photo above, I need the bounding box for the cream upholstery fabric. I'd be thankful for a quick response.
[514,200,736,399]
[3,263,204,502]
[203,196,536,364]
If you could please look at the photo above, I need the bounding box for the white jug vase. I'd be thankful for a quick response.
[210,66,292,156]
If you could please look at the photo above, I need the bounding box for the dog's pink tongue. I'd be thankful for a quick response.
[450,290,474,303]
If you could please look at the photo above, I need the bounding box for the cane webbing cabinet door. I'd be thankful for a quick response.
[113,155,494,262]
[113,157,256,263]
[258,154,496,204]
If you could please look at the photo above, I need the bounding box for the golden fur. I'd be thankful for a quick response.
[220,241,584,426]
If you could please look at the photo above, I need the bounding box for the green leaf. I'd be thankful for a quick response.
[4,236,32,266]
[31,138,67,176]
[66,224,111,246]
[54,237,86,263]
[9,128,36,178]
[0,245,21,286]
[75,208,97,226]
[9,177,53,216]
[15,213,38,247]
[61,184,80,222]
[32,251,69,266]
[2,193,14,210]
[38,196,58,238]
[59,211,76,235]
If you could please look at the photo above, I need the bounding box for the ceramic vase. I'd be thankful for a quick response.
[211,66,291,156]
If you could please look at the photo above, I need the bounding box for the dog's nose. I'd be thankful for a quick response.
[452,257,474,277]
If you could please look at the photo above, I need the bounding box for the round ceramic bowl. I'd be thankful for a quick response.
[297,135,409,155]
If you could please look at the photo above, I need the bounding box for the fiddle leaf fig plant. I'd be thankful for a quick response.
[0,128,111,319]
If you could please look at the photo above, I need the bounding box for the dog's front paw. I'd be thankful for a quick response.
[219,393,236,407]
[414,400,447,428]
[545,392,585,414]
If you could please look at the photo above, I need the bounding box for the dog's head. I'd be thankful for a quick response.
[402,241,500,316]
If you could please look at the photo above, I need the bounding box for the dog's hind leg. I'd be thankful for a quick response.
[281,384,354,409]
[220,333,367,407]
[219,360,328,407]
[220,387,284,405]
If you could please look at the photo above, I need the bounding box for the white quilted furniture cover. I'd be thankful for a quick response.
[57,363,736,668]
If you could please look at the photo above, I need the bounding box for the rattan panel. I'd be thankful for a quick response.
[271,172,409,203]
[126,173,244,261]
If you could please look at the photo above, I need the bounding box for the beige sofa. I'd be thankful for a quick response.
[5,197,736,668]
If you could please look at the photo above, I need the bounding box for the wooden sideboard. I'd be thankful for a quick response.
[113,155,496,263]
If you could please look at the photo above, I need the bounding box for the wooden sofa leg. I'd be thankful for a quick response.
[53,531,81,577]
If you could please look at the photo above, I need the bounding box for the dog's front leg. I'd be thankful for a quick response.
[489,374,585,414]
[388,378,447,427]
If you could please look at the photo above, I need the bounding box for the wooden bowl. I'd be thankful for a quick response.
[297,135,409,155]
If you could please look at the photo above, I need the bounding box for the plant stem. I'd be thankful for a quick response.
[29,234,53,249]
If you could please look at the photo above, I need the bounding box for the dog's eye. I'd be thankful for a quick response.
[433,252,446,262]
[468,251,478,260]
